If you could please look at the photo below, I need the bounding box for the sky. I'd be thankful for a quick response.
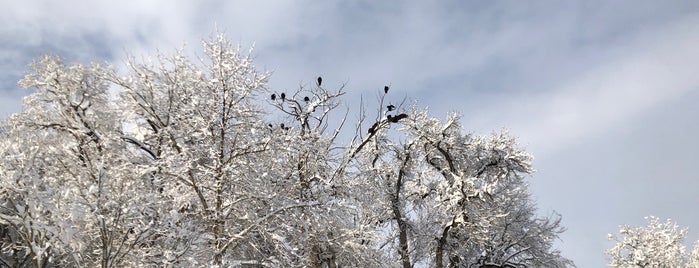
[2,1,699,266]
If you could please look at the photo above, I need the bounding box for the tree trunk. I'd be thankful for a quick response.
[395,211,411,268]
[328,252,337,268]
[435,225,451,268]
[309,243,321,268]
[393,155,412,268]
[393,178,410,267]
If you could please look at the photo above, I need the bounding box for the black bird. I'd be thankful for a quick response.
[387,114,393,120]
[268,123,273,128]
[317,76,322,86]
[271,93,276,100]
[387,105,395,111]
[280,93,286,100]
[384,86,389,94]
[368,122,379,134]
[280,123,285,129]
[390,113,408,123]
[304,96,310,102]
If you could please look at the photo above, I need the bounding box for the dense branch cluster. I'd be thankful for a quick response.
[607,216,699,267]
[0,34,571,267]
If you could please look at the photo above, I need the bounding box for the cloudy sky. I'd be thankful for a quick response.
[3,0,699,266]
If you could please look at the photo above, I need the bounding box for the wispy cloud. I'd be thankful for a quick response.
[475,14,699,156]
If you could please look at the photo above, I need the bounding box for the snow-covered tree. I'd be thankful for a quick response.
[346,106,572,268]
[0,33,572,267]
[607,216,699,267]
[0,56,155,267]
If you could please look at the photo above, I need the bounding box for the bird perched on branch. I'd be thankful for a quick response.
[304,96,310,102]
[317,76,322,86]
[368,122,379,134]
[389,113,408,123]
[384,86,389,94]
[387,105,395,111]
[280,93,286,100]
[271,94,276,100]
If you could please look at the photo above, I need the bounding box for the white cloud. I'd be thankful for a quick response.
[457,14,699,157]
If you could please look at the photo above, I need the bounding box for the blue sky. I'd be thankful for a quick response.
[3,1,699,266]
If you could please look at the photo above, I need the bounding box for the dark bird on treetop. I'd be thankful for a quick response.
[304,96,310,102]
[389,113,408,123]
[387,105,395,111]
[384,86,389,94]
[280,93,286,100]
[280,123,285,129]
[271,94,276,100]
[268,123,273,128]
[368,122,379,134]
[317,76,322,86]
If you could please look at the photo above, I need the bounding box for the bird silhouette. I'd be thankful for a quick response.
[368,122,379,134]
[280,123,285,129]
[387,105,395,111]
[280,93,286,100]
[384,86,389,94]
[268,123,273,128]
[389,113,408,123]
[317,76,322,86]
[271,94,276,100]
[304,96,310,102]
